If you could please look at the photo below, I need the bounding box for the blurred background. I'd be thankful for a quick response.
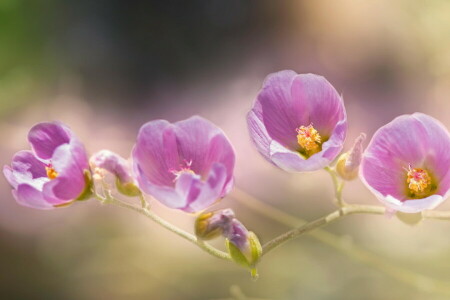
[1,0,450,299]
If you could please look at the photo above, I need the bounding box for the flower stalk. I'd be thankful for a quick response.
[97,192,231,261]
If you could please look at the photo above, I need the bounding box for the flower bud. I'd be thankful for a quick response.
[396,211,423,226]
[336,133,366,180]
[225,219,262,274]
[195,209,235,240]
[90,150,141,196]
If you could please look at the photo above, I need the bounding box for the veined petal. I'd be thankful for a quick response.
[133,116,235,212]
[361,113,450,213]
[133,120,180,186]
[173,116,230,176]
[290,74,346,136]
[13,184,53,210]
[3,150,47,188]
[184,163,228,212]
[28,122,72,160]
[257,70,308,149]
[247,70,347,172]
[247,108,272,161]
[42,143,87,202]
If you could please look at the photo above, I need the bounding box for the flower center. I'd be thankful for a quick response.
[406,166,434,198]
[296,124,322,155]
[45,164,58,180]
[170,160,196,181]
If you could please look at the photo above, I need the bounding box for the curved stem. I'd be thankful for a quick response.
[99,195,231,261]
[231,188,450,296]
[422,210,450,220]
[262,204,385,255]
[324,166,345,206]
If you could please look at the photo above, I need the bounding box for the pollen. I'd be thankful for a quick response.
[296,124,322,154]
[45,164,58,180]
[406,166,431,194]
[170,160,196,181]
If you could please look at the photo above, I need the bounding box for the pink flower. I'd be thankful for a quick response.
[3,122,91,209]
[361,113,450,213]
[132,116,235,212]
[247,70,347,172]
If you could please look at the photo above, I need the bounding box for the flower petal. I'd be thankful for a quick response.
[184,163,228,212]
[256,70,308,149]
[361,113,450,212]
[42,143,87,202]
[411,113,450,194]
[28,122,72,160]
[90,150,133,183]
[290,74,346,136]
[3,150,47,188]
[133,120,179,186]
[247,108,272,161]
[384,194,444,213]
[133,116,235,212]
[13,184,53,210]
[173,116,225,175]
[247,71,347,172]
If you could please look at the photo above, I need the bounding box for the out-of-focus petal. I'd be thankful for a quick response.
[28,122,71,160]
[90,150,132,183]
[133,120,179,186]
[42,143,86,202]
[3,150,47,188]
[133,116,235,212]
[14,184,53,210]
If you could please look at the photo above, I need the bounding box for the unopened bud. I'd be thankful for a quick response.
[225,219,262,273]
[90,150,141,196]
[336,133,366,180]
[195,209,235,240]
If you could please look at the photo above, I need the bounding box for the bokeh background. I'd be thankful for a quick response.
[1,1,450,299]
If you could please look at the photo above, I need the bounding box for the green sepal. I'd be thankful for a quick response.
[194,212,223,240]
[226,231,262,268]
[226,239,251,268]
[248,232,262,266]
[76,170,94,201]
[115,177,141,197]
[396,211,423,226]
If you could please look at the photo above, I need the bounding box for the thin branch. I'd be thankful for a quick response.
[262,204,385,255]
[231,188,450,296]
[324,166,345,207]
[99,194,231,261]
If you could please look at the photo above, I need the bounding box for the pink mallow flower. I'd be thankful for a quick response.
[360,113,450,213]
[3,122,91,209]
[247,70,347,172]
[132,116,235,212]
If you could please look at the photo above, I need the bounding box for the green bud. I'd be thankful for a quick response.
[396,211,423,226]
[115,177,141,197]
[195,209,235,240]
[226,231,262,271]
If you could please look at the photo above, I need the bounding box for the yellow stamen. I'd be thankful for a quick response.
[406,167,431,194]
[296,124,322,154]
[171,167,195,181]
[46,165,58,180]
